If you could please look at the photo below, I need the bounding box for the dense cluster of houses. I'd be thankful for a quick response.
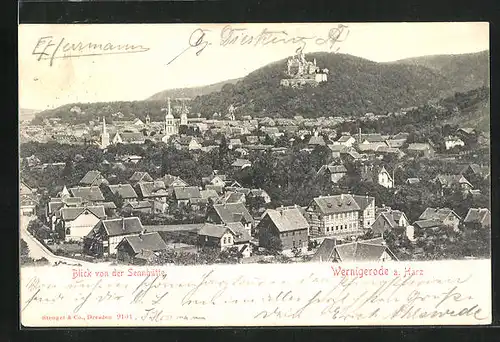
[21,159,490,264]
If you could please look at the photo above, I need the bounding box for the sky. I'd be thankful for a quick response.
[18,22,489,110]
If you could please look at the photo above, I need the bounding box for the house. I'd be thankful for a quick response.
[463,208,491,228]
[83,216,144,257]
[377,166,393,189]
[136,181,170,213]
[308,134,326,147]
[405,178,420,185]
[333,135,356,147]
[316,163,347,184]
[460,164,489,180]
[257,206,309,252]
[205,184,224,195]
[207,203,254,234]
[371,208,409,236]
[56,206,106,242]
[116,232,167,265]
[159,174,188,188]
[386,139,407,149]
[200,189,220,203]
[20,181,37,216]
[217,191,245,205]
[312,237,398,262]
[418,207,462,231]
[68,186,105,204]
[456,127,477,140]
[174,136,203,150]
[79,170,108,186]
[112,132,145,144]
[433,174,473,194]
[357,133,385,144]
[351,195,376,229]
[246,135,259,144]
[376,146,405,159]
[107,184,139,203]
[173,186,202,206]
[122,200,153,214]
[406,143,435,158]
[360,165,393,189]
[248,189,271,204]
[202,174,227,187]
[129,171,154,185]
[228,139,242,149]
[305,194,363,239]
[444,136,465,150]
[231,159,252,170]
[132,118,145,126]
[197,222,251,257]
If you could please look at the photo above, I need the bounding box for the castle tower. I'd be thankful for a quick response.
[180,101,188,126]
[100,116,110,149]
[162,98,178,143]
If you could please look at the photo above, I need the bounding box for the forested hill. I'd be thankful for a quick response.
[391,50,489,93]
[188,52,458,118]
[33,51,489,123]
[147,77,242,101]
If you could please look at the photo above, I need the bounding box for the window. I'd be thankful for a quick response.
[65,228,71,235]
[335,226,338,231]
[292,231,295,236]
[293,240,296,247]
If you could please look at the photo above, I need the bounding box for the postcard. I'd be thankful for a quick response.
[18,22,491,327]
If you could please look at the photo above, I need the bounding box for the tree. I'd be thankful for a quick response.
[20,239,30,256]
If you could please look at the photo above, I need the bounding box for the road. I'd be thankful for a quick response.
[20,215,93,266]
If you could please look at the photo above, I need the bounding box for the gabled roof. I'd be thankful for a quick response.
[351,195,374,210]
[60,206,106,221]
[231,159,251,168]
[102,201,117,209]
[249,188,270,197]
[205,184,224,194]
[80,170,104,185]
[138,181,170,198]
[226,222,251,243]
[212,203,254,224]
[313,238,397,262]
[413,219,441,229]
[407,143,433,151]
[119,232,167,254]
[318,164,347,175]
[386,139,406,148]
[200,189,219,200]
[124,200,152,209]
[160,175,188,187]
[434,174,472,188]
[108,184,138,199]
[359,133,385,143]
[116,132,145,142]
[129,171,153,183]
[173,186,201,200]
[327,144,348,153]
[69,186,105,202]
[308,135,326,146]
[92,217,144,237]
[198,223,230,238]
[464,208,490,224]
[418,207,462,221]
[220,191,246,204]
[337,135,355,142]
[310,194,361,214]
[262,207,309,233]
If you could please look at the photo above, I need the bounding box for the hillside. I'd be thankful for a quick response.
[32,51,489,123]
[392,50,489,93]
[188,52,460,118]
[147,77,242,101]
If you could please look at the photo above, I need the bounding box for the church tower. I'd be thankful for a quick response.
[162,98,178,143]
[180,101,188,126]
[100,116,110,149]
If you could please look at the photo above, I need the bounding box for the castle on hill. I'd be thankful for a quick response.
[280,50,329,88]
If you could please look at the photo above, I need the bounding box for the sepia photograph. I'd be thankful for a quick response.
[18,22,491,326]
